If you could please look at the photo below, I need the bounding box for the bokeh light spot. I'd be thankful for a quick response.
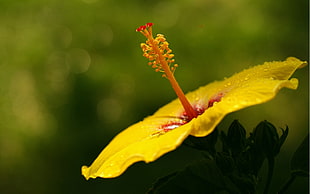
[97,98,123,124]
[66,48,91,74]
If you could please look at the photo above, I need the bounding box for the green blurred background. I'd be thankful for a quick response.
[0,0,308,193]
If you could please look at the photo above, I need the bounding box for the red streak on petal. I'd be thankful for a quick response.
[161,121,186,132]
[208,92,224,108]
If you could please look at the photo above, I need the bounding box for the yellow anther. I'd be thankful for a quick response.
[137,24,178,77]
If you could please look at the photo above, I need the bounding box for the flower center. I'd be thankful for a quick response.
[137,23,198,120]
[163,105,205,128]
[159,93,224,134]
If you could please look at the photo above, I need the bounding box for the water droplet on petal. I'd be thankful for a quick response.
[224,82,232,88]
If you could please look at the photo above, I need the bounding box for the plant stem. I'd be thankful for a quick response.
[263,157,274,194]
[278,174,296,194]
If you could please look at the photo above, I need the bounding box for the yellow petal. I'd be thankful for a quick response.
[188,57,307,136]
[82,116,192,179]
[82,57,307,179]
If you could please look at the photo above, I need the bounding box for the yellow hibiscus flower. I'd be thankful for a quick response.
[81,23,307,179]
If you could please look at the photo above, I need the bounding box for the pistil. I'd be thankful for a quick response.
[136,23,198,120]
